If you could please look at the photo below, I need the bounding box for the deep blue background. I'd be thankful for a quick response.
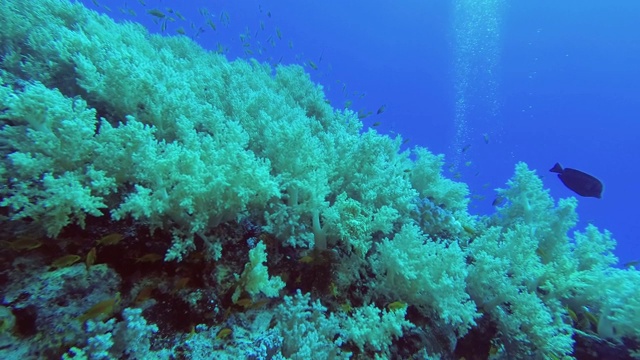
[82,0,640,265]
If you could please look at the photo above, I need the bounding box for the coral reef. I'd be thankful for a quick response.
[0,1,638,359]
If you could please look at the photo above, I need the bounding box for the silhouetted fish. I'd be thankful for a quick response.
[549,163,603,198]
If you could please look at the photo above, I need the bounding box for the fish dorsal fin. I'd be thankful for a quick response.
[549,163,563,173]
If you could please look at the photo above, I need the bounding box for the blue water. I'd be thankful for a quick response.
[84,0,640,265]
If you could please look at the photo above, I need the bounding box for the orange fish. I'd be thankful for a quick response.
[0,237,42,251]
[134,286,154,304]
[173,277,190,292]
[235,298,253,309]
[96,233,124,246]
[78,293,121,323]
[51,254,81,268]
[136,253,163,263]
[85,247,97,271]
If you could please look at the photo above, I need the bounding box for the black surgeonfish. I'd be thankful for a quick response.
[549,163,603,198]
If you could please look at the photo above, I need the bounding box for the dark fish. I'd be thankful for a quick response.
[492,195,505,207]
[549,163,603,198]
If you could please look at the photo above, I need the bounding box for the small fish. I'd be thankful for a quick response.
[465,161,472,167]
[492,196,505,207]
[235,298,253,308]
[462,224,476,236]
[136,253,163,263]
[206,19,216,31]
[489,345,498,356]
[308,60,318,70]
[299,255,314,264]
[276,27,282,39]
[147,9,165,18]
[173,277,190,292]
[176,27,186,35]
[623,260,640,268]
[547,353,561,360]
[249,299,270,309]
[194,27,205,38]
[220,11,231,27]
[78,293,121,323]
[137,0,146,5]
[461,144,471,153]
[216,328,233,340]
[581,306,599,328]
[343,100,352,109]
[328,282,338,297]
[175,11,186,21]
[376,105,386,115]
[566,306,578,323]
[550,163,603,198]
[216,43,228,54]
[358,111,372,120]
[483,133,490,144]
[0,237,42,251]
[372,122,381,127]
[402,138,410,145]
[85,247,97,271]
[387,301,407,311]
[52,254,81,268]
[96,233,124,246]
[135,286,154,304]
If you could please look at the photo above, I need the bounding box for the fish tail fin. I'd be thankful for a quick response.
[549,163,563,173]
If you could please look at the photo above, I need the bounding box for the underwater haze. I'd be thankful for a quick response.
[83,0,639,265]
